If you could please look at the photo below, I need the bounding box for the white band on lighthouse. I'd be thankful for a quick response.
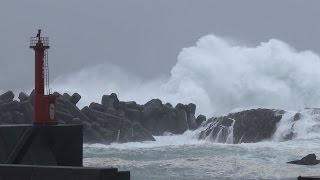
[49,103,55,120]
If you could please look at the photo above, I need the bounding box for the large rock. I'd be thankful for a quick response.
[141,117,157,133]
[101,93,119,110]
[62,93,71,101]
[232,109,284,143]
[174,103,185,111]
[195,114,206,127]
[125,101,140,110]
[198,117,234,143]
[18,92,29,103]
[0,91,207,144]
[89,102,105,113]
[88,109,122,126]
[176,109,189,134]
[80,106,95,123]
[198,109,284,144]
[20,101,33,123]
[64,100,91,124]
[141,99,191,135]
[187,103,196,114]
[288,154,320,165]
[55,110,74,123]
[125,108,142,122]
[55,99,70,114]
[0,101,20,112]
[70,93,81,105]
[0,91,14,102]
[131,122,155,142]
[187,113,197,130]
[142,102,179,135]
[101,95,114,110]
[142,99,162,119]
[153,113,176,135]
[28,90,35,105]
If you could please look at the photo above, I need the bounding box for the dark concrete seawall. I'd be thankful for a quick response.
[0,164,130,180]
[0,124,130,180]
[0,124,83,166]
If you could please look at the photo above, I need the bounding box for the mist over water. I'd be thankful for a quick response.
[52,34,320,116]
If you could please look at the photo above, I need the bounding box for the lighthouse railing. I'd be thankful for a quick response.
[30,37,49,47]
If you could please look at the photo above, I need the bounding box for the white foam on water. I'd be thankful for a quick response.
[83,138,320,180]
[273,108,320,141]
[84,129,205,150]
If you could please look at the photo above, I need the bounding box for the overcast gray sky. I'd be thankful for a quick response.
[1,0,320,92]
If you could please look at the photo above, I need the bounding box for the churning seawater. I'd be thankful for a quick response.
[48,33,320,179]
[83,130,320,180]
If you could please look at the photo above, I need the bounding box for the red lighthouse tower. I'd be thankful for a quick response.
[30,29,57,125]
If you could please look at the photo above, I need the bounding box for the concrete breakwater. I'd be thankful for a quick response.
[3,90,309,145]
[0,90,206,144]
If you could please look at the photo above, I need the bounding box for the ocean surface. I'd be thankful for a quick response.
[83,110,320,180]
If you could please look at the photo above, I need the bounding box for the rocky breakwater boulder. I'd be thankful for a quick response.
[138,100,206,135]
[0,90,206,144]
[68,93,206,140]
[88,95,206,137]
[0,91,33,125]
[198,108,285,143]
[55,92,155,144]
[0,91,155,144]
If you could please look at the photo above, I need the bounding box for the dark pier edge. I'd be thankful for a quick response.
[298,176,320,180]
[0,164,130,180]
[0,124,130,180]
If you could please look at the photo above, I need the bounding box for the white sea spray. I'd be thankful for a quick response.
[52,35,320,117]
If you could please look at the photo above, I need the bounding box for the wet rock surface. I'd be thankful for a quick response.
[288,154,320,165]
[198,109,285,143]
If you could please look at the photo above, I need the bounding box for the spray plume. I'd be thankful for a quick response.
[52,35,320,116]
